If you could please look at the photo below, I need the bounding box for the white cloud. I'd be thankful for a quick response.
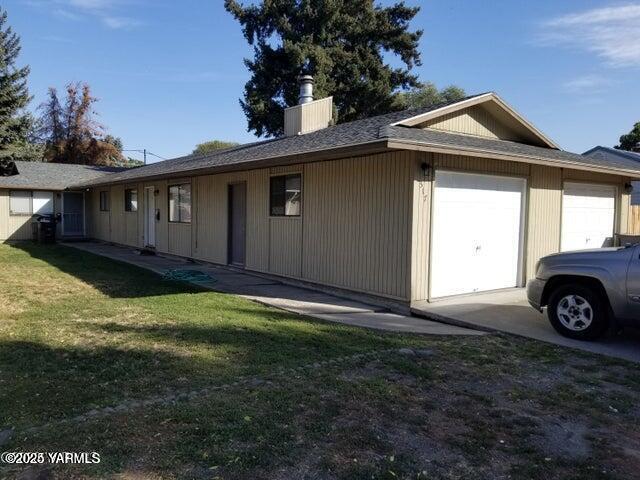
[539,4,640,67]
[102,16,142,30]
[68,0,117,10]
[563,74,616,93]
[28,0,142,30]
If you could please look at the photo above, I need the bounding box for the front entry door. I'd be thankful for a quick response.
[228,182,246,266]
[62,192,85,236]
[144,187,156,248]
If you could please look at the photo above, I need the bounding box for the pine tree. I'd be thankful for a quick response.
[225,0,423,137]
[0,7,39,161]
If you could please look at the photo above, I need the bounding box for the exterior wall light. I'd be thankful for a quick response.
[420,162,431,177]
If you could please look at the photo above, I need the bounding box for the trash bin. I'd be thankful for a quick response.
[34,214,57,244]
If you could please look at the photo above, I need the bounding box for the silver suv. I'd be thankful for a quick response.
[527,245,640,340]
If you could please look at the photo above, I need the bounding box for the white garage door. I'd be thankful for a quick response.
[561,182,616,252]
[430,171,526,298]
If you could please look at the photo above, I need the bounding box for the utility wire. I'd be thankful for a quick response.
[122,149,167,164]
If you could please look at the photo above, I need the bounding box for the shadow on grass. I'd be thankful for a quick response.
[0,339,202,427]
[8,242,199,299]
[0,316,409,428]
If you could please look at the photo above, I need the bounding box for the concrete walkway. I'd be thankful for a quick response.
[413,289,640,363]
[63,241,481,336]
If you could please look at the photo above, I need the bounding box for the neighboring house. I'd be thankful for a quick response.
[0,162,123,241]
[3,91,640,307]
[583,146,640,205]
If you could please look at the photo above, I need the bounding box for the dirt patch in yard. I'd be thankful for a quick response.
[6,336,640,479]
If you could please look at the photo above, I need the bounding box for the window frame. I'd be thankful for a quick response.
[124,188,138,212]
[168,183,192,223]
[269,173,302,218]
[9,190,33,216]
[99,191,109,212]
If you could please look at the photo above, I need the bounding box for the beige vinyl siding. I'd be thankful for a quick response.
[87,189,110,240]
[302,151,413,299]
[432,152,530,176]
[284,96,333,136]
[194,151,414,300]
[269,217,302,277]
[0,189,34,240]
[168,223,192,257]
[0,189,60,241]
[245,169,270,271]
[420,105,523,142]
[526,165,562,277]
[109,185,126,245]
[193,172,248,264]
[410,154,432,301]
[85,150,633,304]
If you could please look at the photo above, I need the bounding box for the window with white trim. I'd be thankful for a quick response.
[9,191,31,215]
[9,191,54,215]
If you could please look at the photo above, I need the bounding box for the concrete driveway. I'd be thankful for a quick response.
[412,289,640,363]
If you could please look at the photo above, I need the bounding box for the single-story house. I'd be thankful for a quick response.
[583,146,640,205]
[3,90,640,307]
[0,162,123,241]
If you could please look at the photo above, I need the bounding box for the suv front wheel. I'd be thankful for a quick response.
[547,284,609,340]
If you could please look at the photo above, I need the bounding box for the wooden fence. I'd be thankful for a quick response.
[631,205,640,234]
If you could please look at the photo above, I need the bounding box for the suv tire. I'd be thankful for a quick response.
[547,284,609,340]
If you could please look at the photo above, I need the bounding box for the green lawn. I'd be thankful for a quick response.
[1,243,639,480]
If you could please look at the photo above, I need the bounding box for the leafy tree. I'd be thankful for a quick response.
[225,0,423,137]
[398,82,466,109]
[616,122,640,152]
[193,140,239,155]
[103,134,123,152]
[39,82,125,166]
[0,7,40,161]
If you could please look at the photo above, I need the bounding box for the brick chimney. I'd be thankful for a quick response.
[284,75,333,137]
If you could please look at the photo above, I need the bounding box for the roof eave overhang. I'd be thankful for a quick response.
[77,140,393,188]
[387,140,640,179]
[0,185,70,191]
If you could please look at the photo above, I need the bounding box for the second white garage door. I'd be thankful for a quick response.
[561,182,616,252]
[430,171,526,298]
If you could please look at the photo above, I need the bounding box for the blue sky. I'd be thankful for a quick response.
[5,0,640,162]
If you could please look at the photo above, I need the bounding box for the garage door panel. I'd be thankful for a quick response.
[431,171,525,299]
[561,182,615,252]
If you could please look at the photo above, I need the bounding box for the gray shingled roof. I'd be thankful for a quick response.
[0,161,125,190]
[583,146,640,163]
[73,94,640,187]
[385,127,640,175]
[79,95,491,186]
